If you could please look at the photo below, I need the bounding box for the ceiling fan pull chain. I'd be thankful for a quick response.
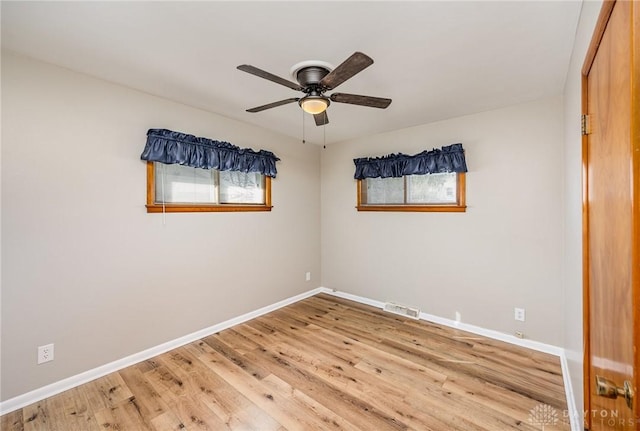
[302,109,306,144]
[323,112,326,149]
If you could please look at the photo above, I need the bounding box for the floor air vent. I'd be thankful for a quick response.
[383,302,420,320]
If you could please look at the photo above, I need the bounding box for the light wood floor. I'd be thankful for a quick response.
[1,293,570,430]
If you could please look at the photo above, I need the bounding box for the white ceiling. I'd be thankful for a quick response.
[1,1,582,145]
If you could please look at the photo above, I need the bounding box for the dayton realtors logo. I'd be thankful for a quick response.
[529,403,640,429]
[528,404,559,430]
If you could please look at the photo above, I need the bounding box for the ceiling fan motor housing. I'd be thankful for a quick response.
[296,66,330,90]
[296,66,331,113]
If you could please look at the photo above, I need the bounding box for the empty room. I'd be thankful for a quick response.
[1,1,638,430]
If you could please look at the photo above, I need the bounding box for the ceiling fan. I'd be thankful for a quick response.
[237,52,392,126]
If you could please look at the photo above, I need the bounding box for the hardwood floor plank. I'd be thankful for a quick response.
[143,362,188,398]
[81,373,133,413]
[118,366,170,422]
[1,294,571,430]
[268,327,542,431]
[442,376,549,426]
[160,393,228,431]
[261,340,463,430]
[202,335,271,380]
[0,409,24,431]
[144,354,228,430]
[260,374,362,431]
[245,346,410,430]
[230,323,281,351]
[247,318,365,368]
[301,297,568,410]
[168,344,283,430]
[214,328,265,355]
[42,387,100,431]
[22,402,52,431]
[191,340,357,430]
[148,411,186,431]
[93,397,154,431]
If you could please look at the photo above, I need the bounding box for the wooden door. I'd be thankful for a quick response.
[582,1,640,430]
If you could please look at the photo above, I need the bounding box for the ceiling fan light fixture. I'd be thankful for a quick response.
[239,52,390,126]
[299,95,330,114]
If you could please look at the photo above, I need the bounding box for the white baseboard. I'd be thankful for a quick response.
[559,353,582,431]
[0,287,326,415]
[321,287,563,355]
[1,285,579,431]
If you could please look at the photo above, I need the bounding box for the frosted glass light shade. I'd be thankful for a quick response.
[300,97,329,114]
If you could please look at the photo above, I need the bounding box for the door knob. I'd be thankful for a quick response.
[596,375,634,409]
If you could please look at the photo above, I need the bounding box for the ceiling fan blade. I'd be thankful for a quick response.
[313,112,329,126]
[319,52,374,90]
[246,98,299,113]
[330,93,392,109]
[237,65,303,91]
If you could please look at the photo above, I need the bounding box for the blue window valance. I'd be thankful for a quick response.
[353,143,467,179]
[140,129,280,178]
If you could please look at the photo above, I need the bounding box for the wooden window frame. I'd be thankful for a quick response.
[145,161,272,213]
[356,173,466,212]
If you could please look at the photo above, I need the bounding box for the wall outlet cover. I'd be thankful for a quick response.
[37,343,54,364]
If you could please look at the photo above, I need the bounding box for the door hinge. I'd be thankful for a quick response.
[581,114,591,135]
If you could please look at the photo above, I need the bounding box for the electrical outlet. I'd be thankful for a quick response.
[305,272,311,282]
[514,308,526,322]
[455,311,461,322]
[37,343,54,364]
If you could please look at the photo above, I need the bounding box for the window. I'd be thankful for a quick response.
[357,172,466,212]
[146,162,272,213]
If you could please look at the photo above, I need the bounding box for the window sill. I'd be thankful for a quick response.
[356,205,466,213]
[146,204,273,213]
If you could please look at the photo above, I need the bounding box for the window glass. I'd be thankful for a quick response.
[147,162,271,213]
[406,172,457,204]
[358,172,465,212]
[365,177,404,204]
[219,171,264,204]
[155,163,215,204]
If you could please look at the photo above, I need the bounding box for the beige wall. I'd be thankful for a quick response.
[0,53,321,401]
[321,97,565,346]
[562,1,603,425]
